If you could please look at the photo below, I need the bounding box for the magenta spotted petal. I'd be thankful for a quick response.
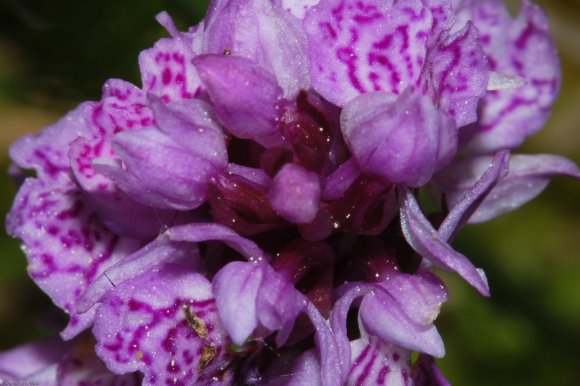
[304,0,488,125]
[8,81,144,186]
[304,0,435,106]
[138,23,204,103]
[69,79,154,196]
[422,0,456,34]
[0,337,139,386]
[6,178,140,339]
[7,80,152,338]
[458,0,561,152]
[423,21,488,127]
[73,80,154,187]
[341,89,457,187]
[347,337,412,386]
[94,261,231,386]
[68,79,166,238]
[86,79,154,136]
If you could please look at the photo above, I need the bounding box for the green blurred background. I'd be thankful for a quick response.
[0,0,578,385]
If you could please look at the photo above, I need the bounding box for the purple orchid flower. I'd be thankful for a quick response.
[4,0,578,385]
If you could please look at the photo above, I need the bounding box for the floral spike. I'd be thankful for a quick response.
[4,0,577,384]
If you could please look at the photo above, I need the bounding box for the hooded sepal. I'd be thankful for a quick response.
[341,89,457,187]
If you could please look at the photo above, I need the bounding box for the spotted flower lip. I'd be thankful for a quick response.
[93,261,231,385]
[4,0,578,385]
[303,0,489,128]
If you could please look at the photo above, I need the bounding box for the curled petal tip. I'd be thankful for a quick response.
[155,11,180,37]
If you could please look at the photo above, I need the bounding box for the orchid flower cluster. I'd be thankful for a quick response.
[2,0,579,385]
